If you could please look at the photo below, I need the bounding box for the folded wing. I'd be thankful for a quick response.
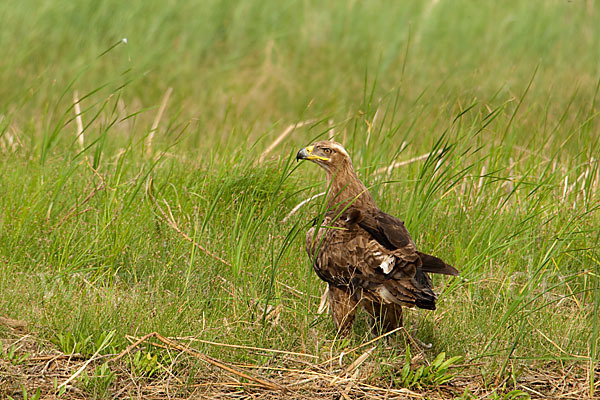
[306,208,457,311]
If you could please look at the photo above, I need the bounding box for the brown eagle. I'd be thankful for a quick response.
[296,141,458,335]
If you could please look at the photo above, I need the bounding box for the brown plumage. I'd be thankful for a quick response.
[297,140,458,335]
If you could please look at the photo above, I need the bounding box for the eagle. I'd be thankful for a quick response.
[296,140,458,335]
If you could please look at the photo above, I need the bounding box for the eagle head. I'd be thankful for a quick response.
[296,141,351,172]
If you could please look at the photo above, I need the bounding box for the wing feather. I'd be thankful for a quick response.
[358,208,458,276]
[358,209,415,250]
[306,209,444,310]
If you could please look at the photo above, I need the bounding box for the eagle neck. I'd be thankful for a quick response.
[325,162,375,213]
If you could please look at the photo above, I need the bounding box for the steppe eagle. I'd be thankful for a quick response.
[296,141,458,335]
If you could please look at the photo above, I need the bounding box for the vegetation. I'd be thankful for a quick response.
[1,0,599,398]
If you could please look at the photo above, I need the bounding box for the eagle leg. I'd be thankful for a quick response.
[362,301,403,333]
[328,285,359,336]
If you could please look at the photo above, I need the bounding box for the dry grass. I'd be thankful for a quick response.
[1,320,597,399]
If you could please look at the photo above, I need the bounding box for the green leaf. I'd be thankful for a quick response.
[438,355,463,372]
[431,351,446,368]
[412,365,425,387]
[400,360,411,383]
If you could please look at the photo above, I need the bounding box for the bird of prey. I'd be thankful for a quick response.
[296,141,458,335]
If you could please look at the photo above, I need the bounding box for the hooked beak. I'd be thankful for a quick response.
[296,145,329,162]
[296,147,309,161]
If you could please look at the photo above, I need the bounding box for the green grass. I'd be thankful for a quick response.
[1,0,599,398]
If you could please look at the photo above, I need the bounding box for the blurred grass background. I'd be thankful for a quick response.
[0,0,599,398]
[1,0,599,150]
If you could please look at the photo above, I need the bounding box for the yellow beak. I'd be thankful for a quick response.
[296,145,329,161]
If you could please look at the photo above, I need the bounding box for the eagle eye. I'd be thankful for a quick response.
[323,148,332,155]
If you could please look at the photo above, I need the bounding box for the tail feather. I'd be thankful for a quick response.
[417,252,459,276]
